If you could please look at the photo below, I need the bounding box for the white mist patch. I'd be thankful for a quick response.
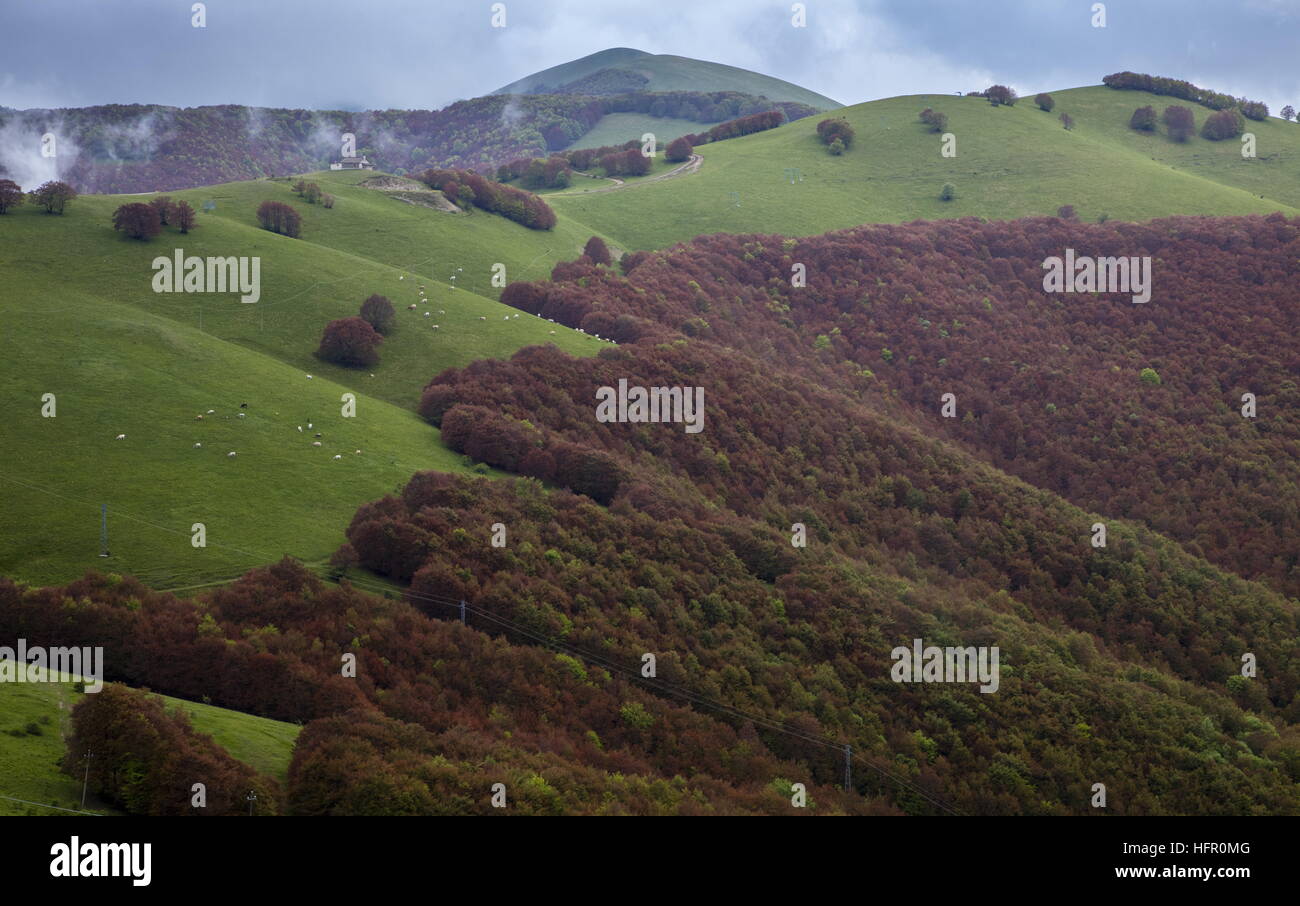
[0,115,77,189]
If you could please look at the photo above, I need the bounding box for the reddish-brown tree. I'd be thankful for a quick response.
[29,180,77,214]
[317,316,383,367]
[0,179,24,214]
[149,195,175,225]
[583,236,613,266]
[174,199,196,233]
[112,202,162,240]
[256,199,302,237]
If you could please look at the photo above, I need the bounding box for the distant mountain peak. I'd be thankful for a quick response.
[491,48,841,110]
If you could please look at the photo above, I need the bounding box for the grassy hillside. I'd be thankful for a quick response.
[551,87,1300,250]
[566,112,703,150]
[493,47,841,109]
[0,678,298,815]
[0,170,605,587]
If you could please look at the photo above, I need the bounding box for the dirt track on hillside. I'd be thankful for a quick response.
[552,153,702,197]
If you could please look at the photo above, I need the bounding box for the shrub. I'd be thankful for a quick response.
[985,85,1017,106]
[940,183,956,201]
[148,196,175,225]
[175,200,197,233]
[664,136,692,163]
[359,294,396,335]
[0,179,24,214]
[828,138,845,155]
[1239,100,1269,122]
[1162,105,1195,142]
[583,236,612,266]
[816,117,855,149]
[256,200,302,237]
[1129,106,1157,131]
[1057,205,1077,220]
[1140,367,1162,386]
[418,168,555,230]
[28,180,77,214]
[1059,112,1075,131]
[1202,109,1245,140]
[317,317,383,367]
[1035,93,1055,112]
[112,203,162,240]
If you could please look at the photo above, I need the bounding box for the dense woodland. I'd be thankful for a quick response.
[0,91,815,194]
[6,214,1298,815]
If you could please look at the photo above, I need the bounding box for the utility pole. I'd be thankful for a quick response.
[843,744,852,793]
[246,790,257,816]
[98,504,109,557]
[459,599,466,624]
[80,751,93,809]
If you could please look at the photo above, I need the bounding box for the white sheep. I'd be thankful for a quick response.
[312,441,322,447]
[227,451,237,457]
[432,325,439,329]
[478,316,486,320]
[297,426,303,432]
[438,309,445,314]
[237,412,246,418]
[354,449,362,454]
[207,409,215,414]
[424,312,430,317]
[306,374,313,380]
[332,454,342,460]
[194,443,202,448]
[115,434,126,440]
[399,275,404,280]
[307,422,313,428]
[408,304,417,310]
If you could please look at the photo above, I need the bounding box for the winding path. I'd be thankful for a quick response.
[551,153,702,197]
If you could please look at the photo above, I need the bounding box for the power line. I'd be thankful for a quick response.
[330,571,965,815]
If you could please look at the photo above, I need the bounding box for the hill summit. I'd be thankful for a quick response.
[491,47,841,109]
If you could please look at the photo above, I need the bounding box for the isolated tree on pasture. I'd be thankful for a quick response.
[1035,93,1055,112]
[112,202,162,240]
[175,200,197,233]
[1129,106,1157,131]
[360,294,396,335]
[149,196,175,225]
[29,180,77,214]
[1059,112,1075,130]
[317,317,383,367]
[1281,105,1296,122]
[257,200,302,237]
[1201,109,1245,140]
[1162,105,1195,142]
[0,179,24,214]
[985,85,1017,106]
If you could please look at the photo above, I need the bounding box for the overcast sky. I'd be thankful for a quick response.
[3,0,1297,115]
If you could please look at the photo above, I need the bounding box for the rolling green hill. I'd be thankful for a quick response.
[493,46,841,109]
[0,678,299,815]
[0,169,605,588]
[550,86,1300,250]
[567,112,704,150]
